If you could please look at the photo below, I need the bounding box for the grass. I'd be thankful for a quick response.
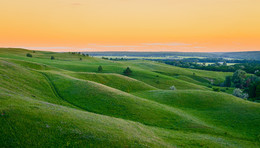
[133,90,260,141]
[0,48,260,147]
[2,91,257,147]
[44,72,217,133]
[64,71,157,93]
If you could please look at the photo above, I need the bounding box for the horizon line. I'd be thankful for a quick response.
[1,47,260,53]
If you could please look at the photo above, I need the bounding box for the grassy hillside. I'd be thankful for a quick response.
[0,48,259,147]
[64,72,156,93]
[2,90,257,147]
[125,60,232,84]
[0,59,72,107]
[43,72,221,133]
[133,90,260,141]
[0,48,223,89]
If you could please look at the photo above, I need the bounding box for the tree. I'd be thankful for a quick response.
[213,87,220,92]
[232,70,246,88]
[224,76,232,87]
[255,70,260,77]
[248,82,257,98]
[170,85,176,90]
[26,53,32,57]
[80,58,82,61]
[98,66,103,72]
[233,88,248,99]
[215,62,221,66]
[223,61,227,66]
[256,83,260,99]
[51,56,55,60]
[249,81,260,99]
[123,67,132,76]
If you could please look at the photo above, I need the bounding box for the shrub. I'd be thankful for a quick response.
[123,67,132,76]
[213,88,220,92]
[26,53,32,57]
[219,82,225,87]
[102,57,108,60]
[80,58,82,61]
[51,56,55,60]
[170,85,176,90]
[220,89,226,92]
[233,88,248,99]
[98,66,103,72]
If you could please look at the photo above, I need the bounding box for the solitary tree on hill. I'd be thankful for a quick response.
[98,65,103,72]
[26,53,32,57]
[123,67,132,76]
[51,56,55,60]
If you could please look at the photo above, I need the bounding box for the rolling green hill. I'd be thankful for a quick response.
[133,90,260,141]
[0,48,259,147]
[64,71,157,93]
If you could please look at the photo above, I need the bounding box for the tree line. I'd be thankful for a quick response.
[160,60,260,76]
[224,70,260,101]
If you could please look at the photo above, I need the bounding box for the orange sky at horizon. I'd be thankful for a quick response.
[0,0,260,52]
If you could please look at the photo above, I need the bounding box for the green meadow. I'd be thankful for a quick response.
[0,48,260,147]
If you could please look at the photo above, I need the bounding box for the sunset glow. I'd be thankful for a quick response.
[1,0,260,52]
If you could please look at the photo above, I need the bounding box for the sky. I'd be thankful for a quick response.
[0,0,260,52]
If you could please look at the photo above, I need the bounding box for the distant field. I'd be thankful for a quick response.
[94,55,207,60]
[94,56,239,61]
[86,51,260,61]
[197,62,238,66]
[1,48,259,147]
[95,56,173,59]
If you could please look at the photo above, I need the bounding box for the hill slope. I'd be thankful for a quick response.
[2,89,258,147]
[133,90,260,141]
[0,48,260,147]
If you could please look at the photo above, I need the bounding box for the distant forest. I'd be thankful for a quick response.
[157,60,260,76]
[94,51,260,75]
